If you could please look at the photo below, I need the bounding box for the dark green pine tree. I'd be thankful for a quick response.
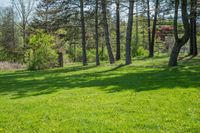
[31,0,72,33]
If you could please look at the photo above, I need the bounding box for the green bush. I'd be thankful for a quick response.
[27,32,58,70]
[136,47,149,57]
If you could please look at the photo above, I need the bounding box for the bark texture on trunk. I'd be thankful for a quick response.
[116,0,121,61]
[80,0,87,66]
[169,0,190,66]
[125,0,134,65]
[95,0,100,66]
[149,0,159,57]
[101,0,115,64]
[189,0,198,56]
[147,0,151,56]
[58,52,64,67]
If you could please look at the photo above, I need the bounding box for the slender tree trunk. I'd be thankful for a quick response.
[11,0,15,49]
[101,35,104,58]
[189,0,198,56]
[125,0,134,65]
[101,0,115,64]
[116,0,121,61]
[45,5,49,33]
[11,0,16,62]
[149,0,159,57]
[189,3,194,55]
[73,42,77,62]
[169,0,190,66]
[21,2,26,49]
[142,15,145,49]
[193,5,197,56]
[135,0,139,48]
[58,52,64,67]
[95,0,100,66]
[147,0,151,55]
[23,23,26,48]
[80,0,87,66]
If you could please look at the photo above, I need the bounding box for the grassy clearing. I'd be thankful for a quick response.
[0,56,200,132]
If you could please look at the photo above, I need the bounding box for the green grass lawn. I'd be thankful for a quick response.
[0,56,200,132]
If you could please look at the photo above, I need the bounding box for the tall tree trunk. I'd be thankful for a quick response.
[58,52,64,67]
[116,0,121,61]
[147,0,151,55]
[20,1,26,49]
[101,0,115,64]
[80,0,87,66]
[149,0,159,57]
[11,0,16,62]
[189,1,194,55]
[193,3,197,56]
[135,0,139,48]
[95,0,100,66]
[189,0,198,56]
[11,0,15,49]
[169,0,190,66]
[125,0,134,65]
[22,10,26,49]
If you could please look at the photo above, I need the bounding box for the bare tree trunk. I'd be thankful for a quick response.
[125,0,134,65]
[11,0,15,49]
[80,0,87,66]
[189,2,194,55]
[11,0,16,62]
[95,0,100,66]
[169,43,182,66]
[22,2,26,49]
[169,0,190,66]
[193,3,197,56]
[101,0,115,64]
[22,22,26,49]
[135,0,139,48]
[149,0,159,57]
[147,0,151,55]
[116,0,121,61]
[58,52,64,67]
[189,0,198,56]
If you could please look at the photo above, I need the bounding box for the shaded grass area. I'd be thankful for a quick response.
[0,56,200,132]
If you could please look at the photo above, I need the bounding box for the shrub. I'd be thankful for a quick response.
[136,47,149,57]
[27,32,58,70]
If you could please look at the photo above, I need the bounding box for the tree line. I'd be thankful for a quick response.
[0,0,199,70]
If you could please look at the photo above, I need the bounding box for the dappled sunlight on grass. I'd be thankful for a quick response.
[0,56,199,98]
[0,56,199,132]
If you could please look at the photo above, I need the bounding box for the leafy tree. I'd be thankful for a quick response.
[0,7,21,62]
[27,31,58,70]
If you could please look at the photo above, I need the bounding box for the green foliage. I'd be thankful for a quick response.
[137,47,148,57]
[0,56,199,132]
[0,7,23,62]
[27,32,58,70]
[134,47,149,57]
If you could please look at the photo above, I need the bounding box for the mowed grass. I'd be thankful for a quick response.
[0,56,200,133]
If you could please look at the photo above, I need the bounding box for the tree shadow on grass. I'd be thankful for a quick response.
[0,57,200,99]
